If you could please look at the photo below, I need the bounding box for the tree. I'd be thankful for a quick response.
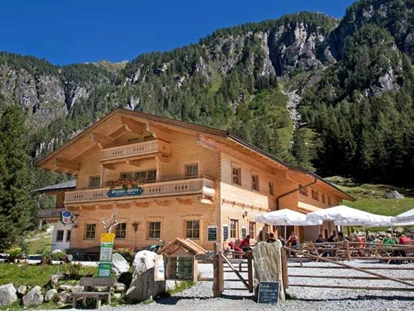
[0,105,36,250]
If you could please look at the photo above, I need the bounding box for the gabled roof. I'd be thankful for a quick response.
[158,238,207,256]
[36,108,354,201]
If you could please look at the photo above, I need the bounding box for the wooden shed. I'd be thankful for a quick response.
[158,238,207,282]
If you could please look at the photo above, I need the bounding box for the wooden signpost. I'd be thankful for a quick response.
[258,281,279,305]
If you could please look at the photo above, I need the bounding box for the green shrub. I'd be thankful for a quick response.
[7,246,23,261]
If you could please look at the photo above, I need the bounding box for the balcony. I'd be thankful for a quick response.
[101,139,170,162]
[37,208,65,219]
[65,177,215,204]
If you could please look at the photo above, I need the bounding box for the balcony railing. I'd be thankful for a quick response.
[65,177,215,204]
[37,208,65,219]
[101,139,171,162]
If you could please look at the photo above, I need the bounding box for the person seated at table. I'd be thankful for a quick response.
[383,233,397,255]
[355,234,365,256]
[398,234,412,257]
[267,233,277,243]
[288,231,300,248]
[239,235,251,252]
[337,231,348,242]
[327,235,336,243]
[227,241,243,258]
[315,234,324,243]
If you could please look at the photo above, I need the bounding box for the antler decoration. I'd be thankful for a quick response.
[101,208,120,233]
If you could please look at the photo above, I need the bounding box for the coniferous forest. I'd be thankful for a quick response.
[1,0,414,245]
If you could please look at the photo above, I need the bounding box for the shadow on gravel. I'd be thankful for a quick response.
[156,294,255,305]
[296,295,414,302]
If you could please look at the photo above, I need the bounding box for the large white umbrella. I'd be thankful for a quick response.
[392,208,414,226]
[306,205,392,227]
[254,209,322,238]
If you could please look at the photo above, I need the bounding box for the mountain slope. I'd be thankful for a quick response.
[1,1,414,187]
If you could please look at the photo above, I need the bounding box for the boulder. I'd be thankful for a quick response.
[0,284,17,306]
[58,284,72,292]
[44,289,58,302]
[114,282,126,293]
[386,190,404,199]
[17,285,27,295]
[70,285,84,293]
[58,291,72,303]
[22,286,44,307]
[126,250,166,303]
[252,241,285,303]
[112,253,130,275]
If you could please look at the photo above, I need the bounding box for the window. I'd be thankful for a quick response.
[186,220,200,239]
[311,189,319,201]
[66,230,71,242]
[115,223,127,239]
[321,194,326,204]
[252,174,259,191]
[232,167,241,185]
[230,219,238,239]
[185,164,199,178]
[84,224,96,240]
[56,230,64,242]
[249,222,256,238]
[121,172,133,179]
[148,222,161,239]
[89,176,101,188]
[328,197,332,205]
[135,170,157,182]
[269,181,274,196]
[299,184,308,196]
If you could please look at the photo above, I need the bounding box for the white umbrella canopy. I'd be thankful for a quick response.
[392,208,414,225]
[254,209,322,226]
[306,205,392,227]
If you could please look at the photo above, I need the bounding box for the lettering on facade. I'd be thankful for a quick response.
[107,187,144,198]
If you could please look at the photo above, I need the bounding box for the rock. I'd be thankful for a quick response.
[126,250,166,303]
[252,241,285,302]
[0,284,18,306]
[58,291,72,303]
[58,284,72,292]
[112,253,130,275]
[44,289,58,302]
[22,286,44,307]
[386,190,404,199]
[70,285,84,293]
[113,293,122,299]
[17,285,27,295]
[114,282,126,293]
[50,273,63,288]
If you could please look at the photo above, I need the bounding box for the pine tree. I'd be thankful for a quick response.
[0,105,36,250]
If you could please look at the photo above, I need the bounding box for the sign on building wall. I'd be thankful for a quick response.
[241,226,247,239]
[207,226,217,241]
[107,187,144,198]
[223,225,228,241]
[60,210,73,225]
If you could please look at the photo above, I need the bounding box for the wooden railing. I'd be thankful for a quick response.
[100,139,170,161]
[37,208,65,219]
[65,177,215,204]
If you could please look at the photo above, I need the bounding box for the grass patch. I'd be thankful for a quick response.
[343,198,414,216]
[0,263,97,287]
[166,280,196,295]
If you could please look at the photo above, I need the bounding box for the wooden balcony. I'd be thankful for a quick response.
[65,177,215,204]
[101,139,171,162]
[37,208,65,219]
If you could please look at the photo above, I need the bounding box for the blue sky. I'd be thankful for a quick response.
[0,0,356,65]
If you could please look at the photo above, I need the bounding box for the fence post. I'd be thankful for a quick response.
[247,252,253,293]
[213,243,224,297]
[345,240,350,261]
[281,246,289,291]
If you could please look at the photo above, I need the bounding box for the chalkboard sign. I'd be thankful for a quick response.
[258,281,279,305]
[223,225,228,241]
[208,226,217,241]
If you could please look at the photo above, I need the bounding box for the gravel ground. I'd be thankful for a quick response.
[61,260,414,311]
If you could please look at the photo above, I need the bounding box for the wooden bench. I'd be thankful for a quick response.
[72,277,115,309]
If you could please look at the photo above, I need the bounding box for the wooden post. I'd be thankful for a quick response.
[345,240,350,261]
[213,243,224,297]
[281,246,289,291]
[247,252,253,293]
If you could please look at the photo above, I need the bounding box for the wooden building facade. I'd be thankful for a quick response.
[37,109,353,251]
